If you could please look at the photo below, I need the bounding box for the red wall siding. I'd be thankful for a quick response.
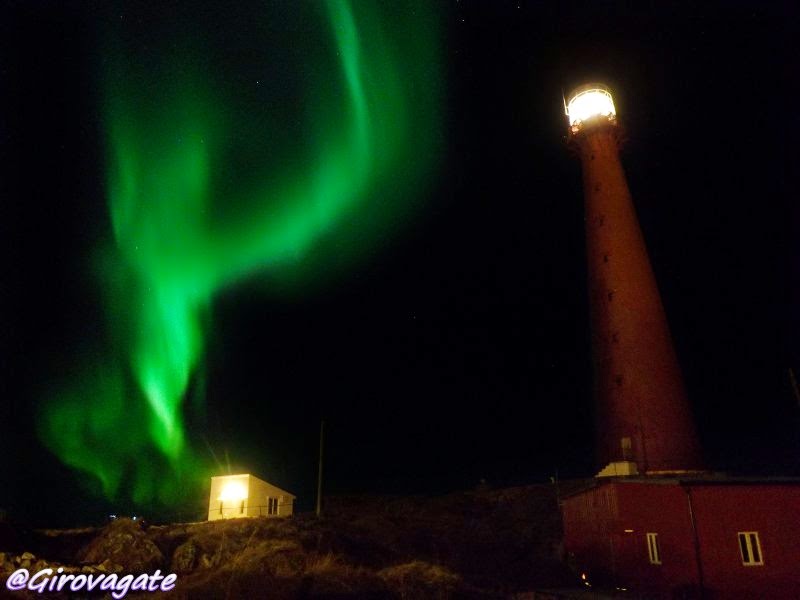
[614,482,698,595]
[562,481,800,599]
[690,485,800,599]
[562,485,620,580]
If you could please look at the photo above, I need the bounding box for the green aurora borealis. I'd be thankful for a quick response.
[38,1,441,506]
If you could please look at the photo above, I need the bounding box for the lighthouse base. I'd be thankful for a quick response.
[596,461,639,478]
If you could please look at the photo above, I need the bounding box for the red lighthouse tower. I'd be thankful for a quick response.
[566,84,703,475]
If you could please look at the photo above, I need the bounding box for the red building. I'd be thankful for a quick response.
[561,477,800,598]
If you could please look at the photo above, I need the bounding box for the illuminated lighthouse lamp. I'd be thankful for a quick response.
[565,84,616,133]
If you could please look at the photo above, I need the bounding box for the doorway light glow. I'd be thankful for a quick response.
[218,479,248,502]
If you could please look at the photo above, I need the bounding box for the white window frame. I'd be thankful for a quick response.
[738,531,764,566]
[646,532,661,565]
[266,497,278,515]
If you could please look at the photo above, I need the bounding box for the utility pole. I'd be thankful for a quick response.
[316,419,325,518]
[789,368,800,409]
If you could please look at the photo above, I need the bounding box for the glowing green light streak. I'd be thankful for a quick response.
[39,0,441,505]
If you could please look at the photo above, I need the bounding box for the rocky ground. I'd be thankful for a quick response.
[0,485,582,598]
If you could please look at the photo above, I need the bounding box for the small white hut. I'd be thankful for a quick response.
[207,474,295,521]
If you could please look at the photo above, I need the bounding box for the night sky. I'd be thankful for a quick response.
[3,1,798,526]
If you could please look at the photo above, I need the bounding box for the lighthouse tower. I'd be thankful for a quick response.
[565,84,703,475]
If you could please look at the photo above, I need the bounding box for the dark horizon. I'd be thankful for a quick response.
[2,1,799,527]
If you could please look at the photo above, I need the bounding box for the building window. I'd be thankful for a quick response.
[266,497,278,515]
[646,533,661,565]
[620,437,632,461]
[738,532,763,566]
